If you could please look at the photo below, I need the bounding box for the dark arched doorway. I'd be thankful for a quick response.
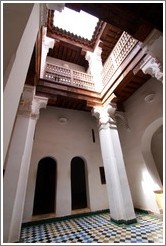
[71,157,87,210]
[33,157,56,215]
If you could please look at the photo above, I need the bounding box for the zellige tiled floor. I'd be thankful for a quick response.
[20,211,163,243]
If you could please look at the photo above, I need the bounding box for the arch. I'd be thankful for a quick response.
[71,156,88,210]
[33,157,57,215]
[151,125,163,184]
[141,117,163,188]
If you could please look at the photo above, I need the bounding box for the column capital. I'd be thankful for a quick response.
[42,27,55,50]
[133,54,163,82]
[18,85,48,119]
[85,46,102,63]
[31,96,48,119]
[135,29,163,82]
[141,56,163,82]
[141,29,163,65]
[92,104,117,130]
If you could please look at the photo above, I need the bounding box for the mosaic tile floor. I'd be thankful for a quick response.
[20,211,163,244]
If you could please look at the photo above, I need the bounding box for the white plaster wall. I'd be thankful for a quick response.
[117,77,163,213]
[23,107,108,222]
[3,3,40,163]
[47,56,86,72]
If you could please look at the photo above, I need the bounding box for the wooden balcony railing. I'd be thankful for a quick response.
[44,63,95,91]
[44,32,138,93]
[102,31,138,86]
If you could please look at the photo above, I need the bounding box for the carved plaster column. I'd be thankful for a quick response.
[92,104,136,224]
[86,45,103,92]
[40,27,55,78]
[3,85,48,243]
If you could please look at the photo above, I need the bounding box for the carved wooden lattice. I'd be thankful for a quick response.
[102,32,138,86]
[44,63,95,91]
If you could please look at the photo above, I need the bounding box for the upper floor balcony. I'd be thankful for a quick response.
[43,31,139,96]
[44,63,95,91]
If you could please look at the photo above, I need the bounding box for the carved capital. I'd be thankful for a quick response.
[31,96,48,119]
[92,104,117,130]
[18,86,35,117]
[141,29,163,65]
[18,86,48,119]
[141,56,163,82]
[42,27,55,50]
[133,55,163,82]
[86,46,103,64]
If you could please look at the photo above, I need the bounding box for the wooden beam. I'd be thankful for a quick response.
[47,31,94,52]
[36,85,102,107]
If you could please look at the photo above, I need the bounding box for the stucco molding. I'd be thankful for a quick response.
[31,96,48,119]
[133,54,163,82]
[18,86,48,119]
[92,104,117,130]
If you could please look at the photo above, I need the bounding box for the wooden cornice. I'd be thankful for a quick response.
[36,79,102,109]
[47,9,106,51]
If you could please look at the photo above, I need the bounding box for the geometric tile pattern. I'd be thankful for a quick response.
[20,212,163,243]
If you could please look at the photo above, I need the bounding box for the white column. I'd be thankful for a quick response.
[92,104,136,224]
[3,4,40,163]
[86,45,103,92]
[40,27,55,78]
[3,85,48,243]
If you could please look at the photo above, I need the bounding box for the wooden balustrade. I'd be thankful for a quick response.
[102,31,138,86]
[44,32,138,92]
[44,63,95,91]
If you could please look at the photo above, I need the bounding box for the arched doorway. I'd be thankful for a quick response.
[71,157,87,210]
[33,157,56,215]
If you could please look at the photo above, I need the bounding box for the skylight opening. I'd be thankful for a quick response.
[54,7,99,40]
